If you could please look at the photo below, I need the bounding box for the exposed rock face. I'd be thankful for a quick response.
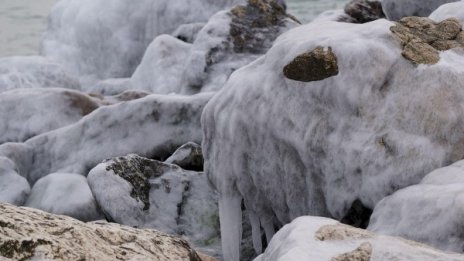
[344,0,385,23]
[381,0,459,21]
[255,216,464,261]
[283,46,339,82]
[391,17,464,65]
[368,159,464,253]
[165,142,204,171]
[88,154,219,256]
[202,18,464,260]
[0,203,203,260]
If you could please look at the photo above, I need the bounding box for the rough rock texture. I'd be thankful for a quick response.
[202,19,464,260]
[283,46,339,82]
[165,142,204,171]
[88,154,220,256]
[254,216,464,261]
[0,203,203,260]
[0,92,212,185]
[391,17,464,65]
[129,0,299,94]
[41,0,242,85]
[0,88,99,143]
[381,0,459,21]
[344,0,385,23]
[25,173,103,222]
[368,159,464,253]
[0,157,30,206]
[0,56,80,92]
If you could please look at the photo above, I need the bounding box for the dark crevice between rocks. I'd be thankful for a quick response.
[283,46,339,82]
[391,17,464,65]
[175,180,191,236]
[340,199,373,229]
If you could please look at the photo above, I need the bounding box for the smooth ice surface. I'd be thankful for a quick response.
[0,56,80,92]
[0,92,212,184]
[381,0,459,21]
[41,0,242,85]
[202,19,464,260]
[430,1,464,24]
[25,173,103,221]
[254,216,464,261]
[0,88,99,143]
[368,159,464,252]
[0,157,30,205]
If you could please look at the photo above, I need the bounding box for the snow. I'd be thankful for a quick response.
[202,19,464,260]
[41,0,242,86]
[0,88,99,143]
[254,216,464,261]
[25,173,103,221]
[381,0,459,21]
[368,159,464,252]
[0,157,30,206]
[430,1,464,24]
[0,56,80,92]
[0,92,212,185]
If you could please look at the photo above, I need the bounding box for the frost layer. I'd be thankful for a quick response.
[381,0,459,21]
[430,1,464,24]
[202,19,464,260]
[41,0,241,85]
[368,159,464,252]
[255,216,464,261]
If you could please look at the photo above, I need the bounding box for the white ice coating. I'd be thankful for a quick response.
[25,173,103,222]
[0,88,99,143]
[254,216,464,261]
[0,92,212,185]
[41,0,242,85]
[381,0,459,21]
[368,159,464,252]
[0,56,80,92]
[0,157,30,206]
[429,1,464,24]
[202,19,464,260]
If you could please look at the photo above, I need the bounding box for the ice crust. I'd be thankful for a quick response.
[381,0,459,21]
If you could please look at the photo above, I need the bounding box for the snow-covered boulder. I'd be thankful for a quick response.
[202,18,464,260]
[130,0,299,94]
[381,0,459,21]
[25,173,103,222]
[88,154,219,255]
[0,157,30,205]
[0,56,80,92]
[165,142,203,171]
[41,0,243,85]
[0,202,205,261]
[255,216,464,261]
[368,159,464,252]
[0,92,212,185]
[173,23,207,44]
[430,1,464,25]
[0,88,99,143]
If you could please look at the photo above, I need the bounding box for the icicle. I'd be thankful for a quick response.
[248,210,263,254]
[219,194,242,261]
[261,215,275,244]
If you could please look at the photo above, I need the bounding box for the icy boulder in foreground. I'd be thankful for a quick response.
[0,92,212,185]
[0,88,99,143]
[0,157,30,205]
[88,154,218,255]
[0,56,80,92]
[130,0,299,94]
[254,216,464,261]
[381,0,459,21]
[41,0,242,85]
[202,17,464,260]
[25,173,103,222]
[368,159,464,252]
[430,1,464,24]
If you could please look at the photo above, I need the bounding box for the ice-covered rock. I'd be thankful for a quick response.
[0,88,99,143]
[0,202,204,260]
[0,92,212,185]
[0,157,30,206]
[430,1,464,25]
[88,154,219,255]
[344,0,385,23]
[254,216,464,261]
[202,18,464,260]
[165,142,203,171]
[41,0,243,85]
[0,56,80,92]
[368,159,464,252]
[130,0,299,94]
[25,173,103,222]
[381,0,459,21]
[173,23,208,43]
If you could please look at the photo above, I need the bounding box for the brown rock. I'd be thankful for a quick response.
[331,242,373,261]
[344,0,385,23]
[403,39,440,65]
